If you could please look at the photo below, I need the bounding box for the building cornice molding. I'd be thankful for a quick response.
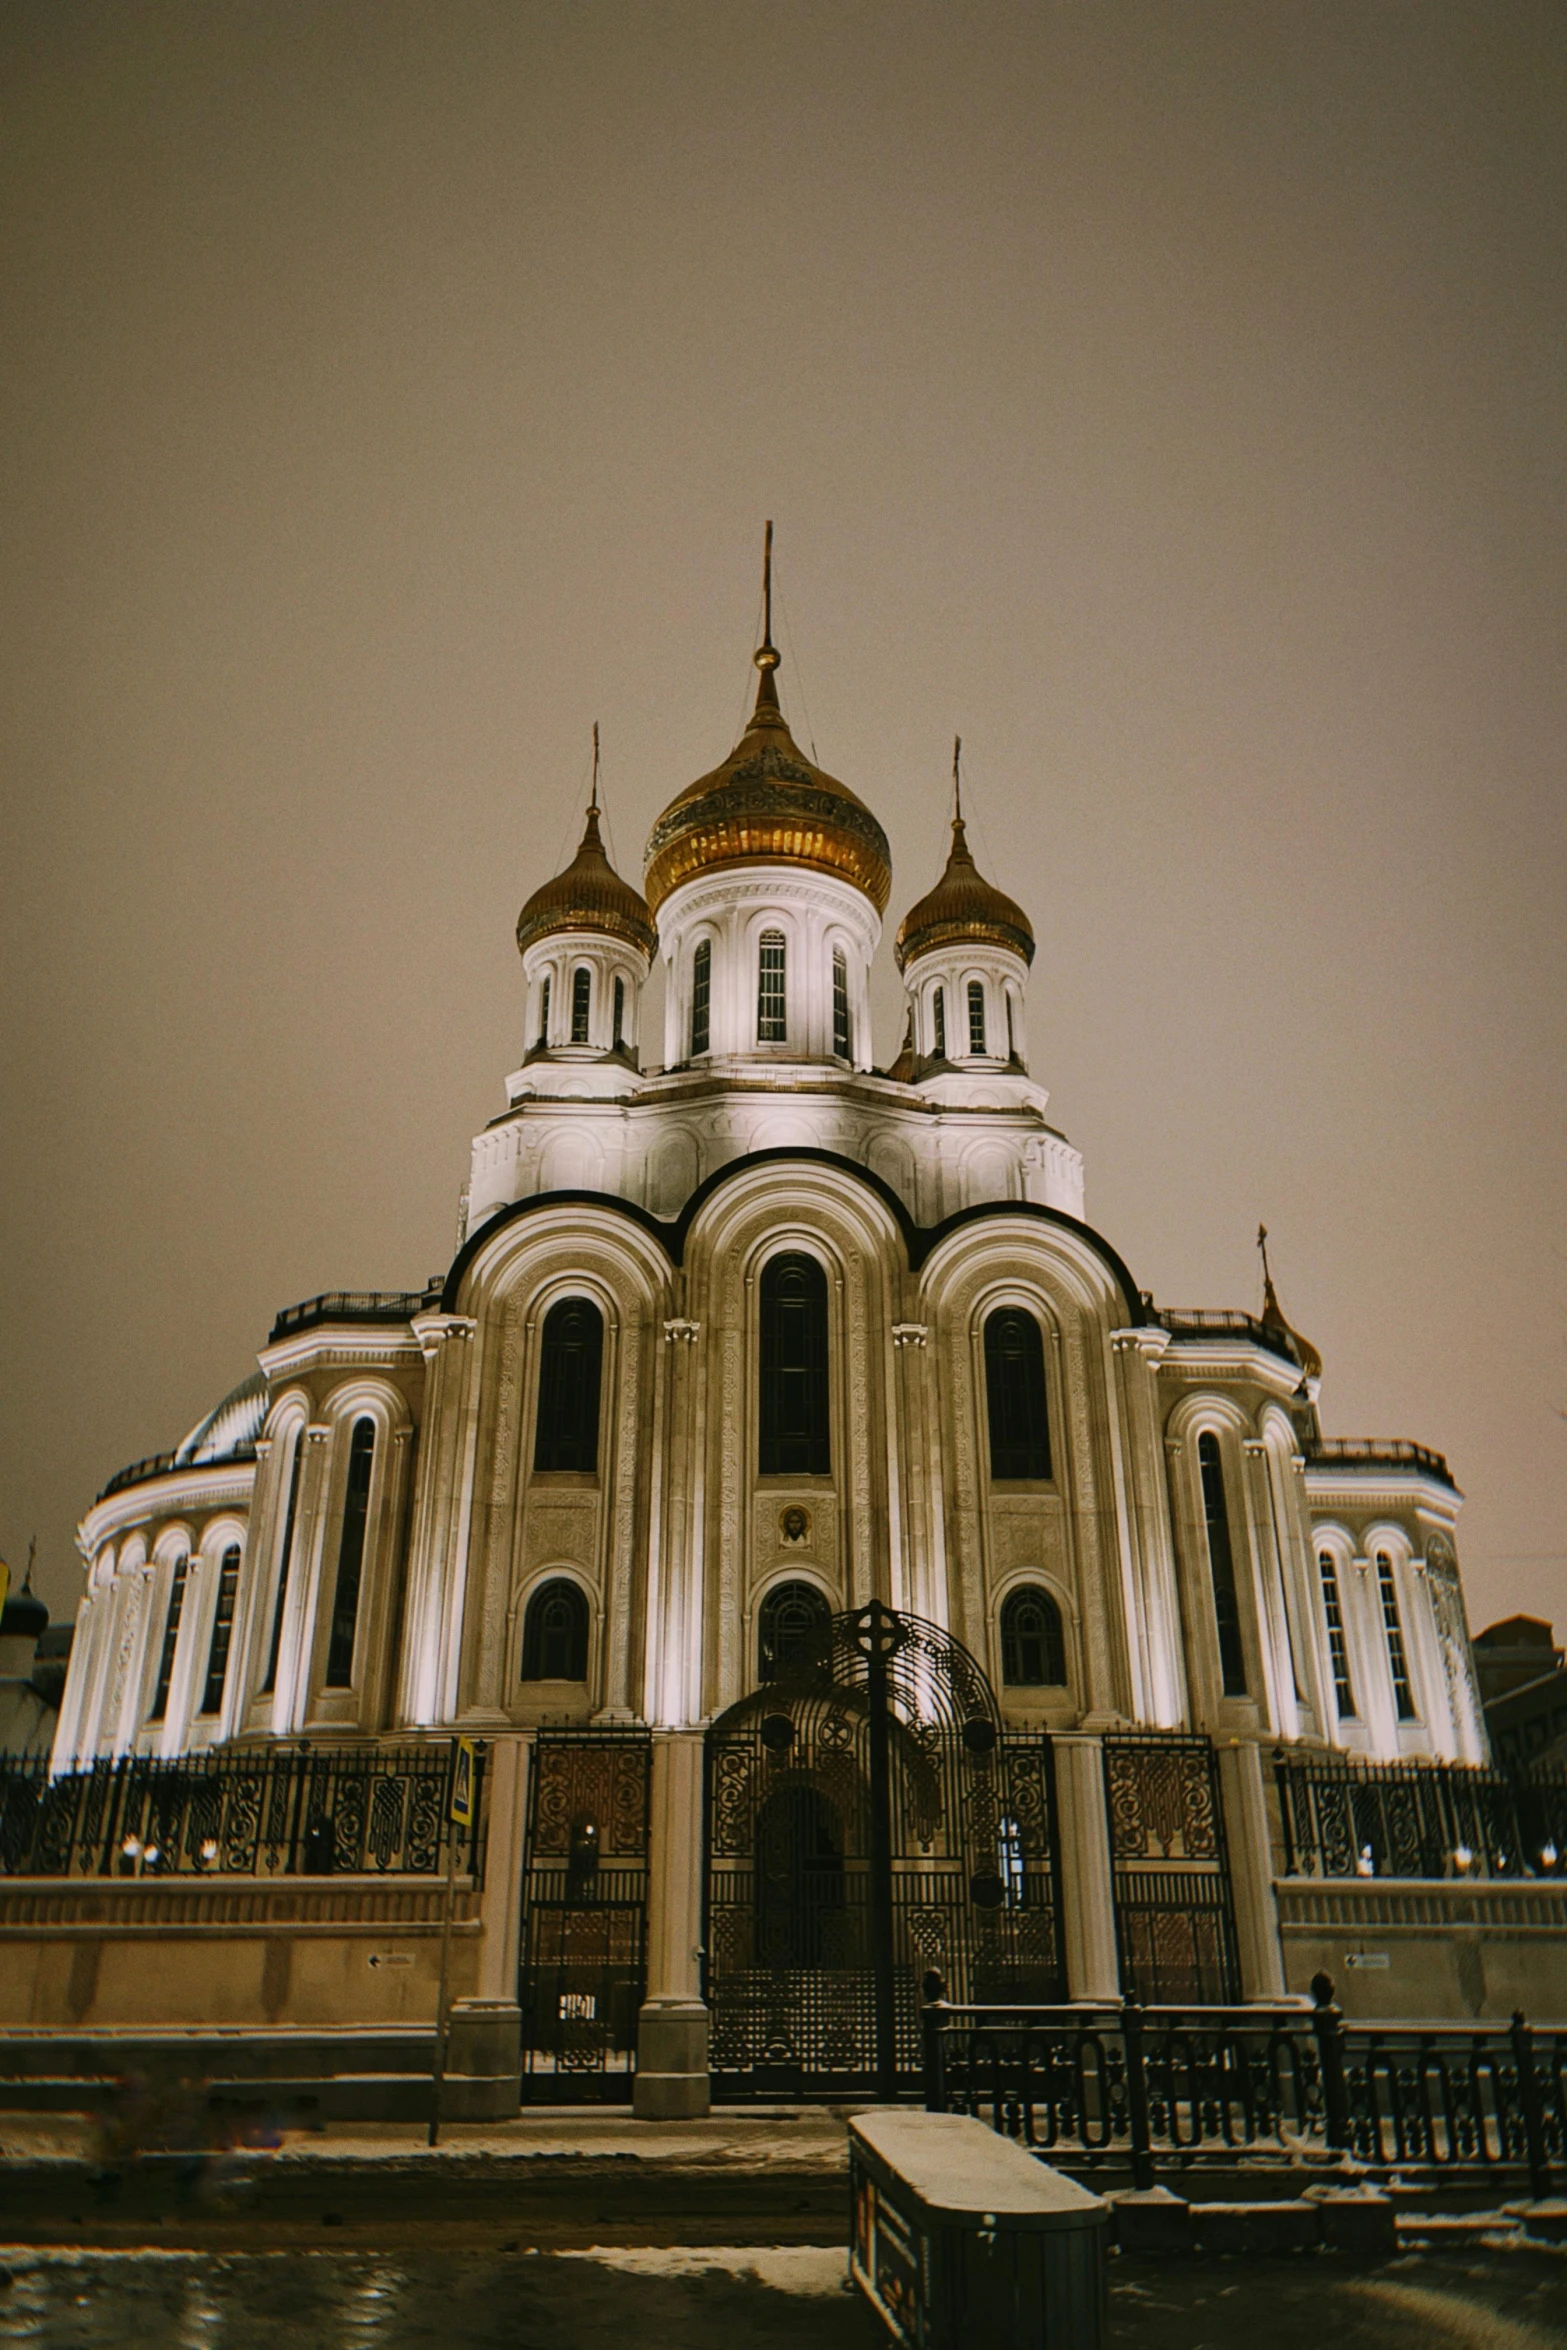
[79,1460,256,1557]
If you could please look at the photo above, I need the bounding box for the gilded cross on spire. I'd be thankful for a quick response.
[590,721,600,815]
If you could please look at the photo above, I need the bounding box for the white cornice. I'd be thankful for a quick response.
[79,1459,256,1556]
[258,1329,423,1380]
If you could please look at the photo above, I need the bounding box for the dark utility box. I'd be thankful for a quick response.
[849,2111,1109,2349]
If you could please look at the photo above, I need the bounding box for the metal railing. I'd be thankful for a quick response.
[1302,1437,1456,1485]
[922,1981,1562,2194]
[96,1446,259,1504]
[268,1286,442,1345]
[1156,1310,1299,1366]
[0,1744,484,1882]
[1273,1752,1567,1881]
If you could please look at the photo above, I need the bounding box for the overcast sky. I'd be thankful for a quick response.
[2,2,1563,1636]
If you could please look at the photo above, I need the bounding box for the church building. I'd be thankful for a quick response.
[35,564,1513,2116]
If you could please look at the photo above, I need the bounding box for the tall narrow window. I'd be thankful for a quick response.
[537,976,551,1049]
[200,1545,242,1716]
[690,939,711,1057]
[148,1555,188,1721]
[1317,1551,1357,1719]
[534,1297,604,1472]
[1005,994,1016,1060]
[759,1252,830,1475]
[984,1309,1052,1480]
[967,979,987,1055]
[832,949,851,1059]
[758,1580,831,1680]
[1198,1432,1247,1696]
[612,975,625,1048]
[324,1418,375,1687]
[1377,1551,1417,1721]
[262,1428,306,1694]
[757,931,787,1044]
[570,966,591,1044]
[521,1578,589,1679]
[1001,1585,1066,1685]
[932,985,947,1058]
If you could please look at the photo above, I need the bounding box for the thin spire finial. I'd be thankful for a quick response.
[952,735,963,824]
[762,518,774,651]
[590,721,600,814]
[23,1535,36,1594]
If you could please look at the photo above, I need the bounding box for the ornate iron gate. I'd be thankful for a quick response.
[705,1602,1063,2100]
[518,1730,651,2103]
[1101,1733,1240,2002]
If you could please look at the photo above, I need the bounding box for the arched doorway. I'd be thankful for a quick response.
[704,1602,1064,2099]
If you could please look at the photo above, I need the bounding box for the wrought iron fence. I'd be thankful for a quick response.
[1273,1751,1567,1881]
[0,1744,484,1881]
[268,1287,442,1345]
[923,1981,1563,2194]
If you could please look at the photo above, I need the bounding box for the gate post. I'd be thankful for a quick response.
[634,1730,710,2118]
[1216,1739,1286,1998]
[1051,1736,1120,2000]
[444,1732,525,2120]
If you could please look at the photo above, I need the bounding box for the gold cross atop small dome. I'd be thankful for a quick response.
[643,637,892,917]
[516,801,657,961]
[894,809,1035,972]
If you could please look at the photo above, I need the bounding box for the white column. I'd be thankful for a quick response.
[1052,1734,1120,2001]
[634,1729,710,2117]
[1217,1737,1286,1998]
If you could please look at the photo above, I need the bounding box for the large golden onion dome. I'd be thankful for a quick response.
[644,636,892,918]
[516,793,656,961]
[894,764,1035,972]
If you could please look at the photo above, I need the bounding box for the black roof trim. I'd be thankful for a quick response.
[441,1147,1152,1324]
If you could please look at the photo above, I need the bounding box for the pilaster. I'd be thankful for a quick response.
[634,1729,710,2116]
[1051,1734,1120,2000]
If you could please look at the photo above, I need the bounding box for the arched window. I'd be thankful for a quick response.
[758,1580,831,1680]
[570,966,591,1044]
[1005,994,1016,1060]
[148,1555,189,1721]
[757,930,787,1043]
[262,1426,306,1695]
[759,1252,830,1474]
[932,985,947,1058]
[534,1297,604,1472]
[537,975,551,1049]
[832,948,851,1059]
[1001,1585,1066,1686]
[967,979,987,1055]
[612,975,625,1048]
[200,1545,242,1716]
[690,939,711,1057]
[1317,1551,1357,1720]
[984,1309,1052,1480]
[1198,1432,1247,1696]
[521,1577,590,1680]
[324,1417,375,1687]
[1376,1551,1417,1721]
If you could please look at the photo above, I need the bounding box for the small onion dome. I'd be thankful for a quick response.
[893,810,1035,973]
[1261,1270,1323,1381]
[516,802,656,961]
[644,645,892,917]
[1,1575,48,1643]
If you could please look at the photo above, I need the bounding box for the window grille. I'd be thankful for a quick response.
[537,976,551,1049]
[200,1545,242,1716]
[757,931,787,1044]
[521,1578,590,1679]
[759,1252,830,1474]
[148,1556,188,1722]
[967,979,987,1055]
[984,1309,1052,1480]
[1317,1551,1357,1719]
[571,966,591,1044]
[1377,1551,1417,1721]
[933,985,946,1057]
[1000,1585,1066,1685]
[690,939,711,1056]
[1198,1432,1248,1696]
[262,1430,305,1694]
[832,949,851,1059]
[758,1580,831,1680]
[534,1297,604,1473]
[324,1418,375,1687]
[612,975,625,1047]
